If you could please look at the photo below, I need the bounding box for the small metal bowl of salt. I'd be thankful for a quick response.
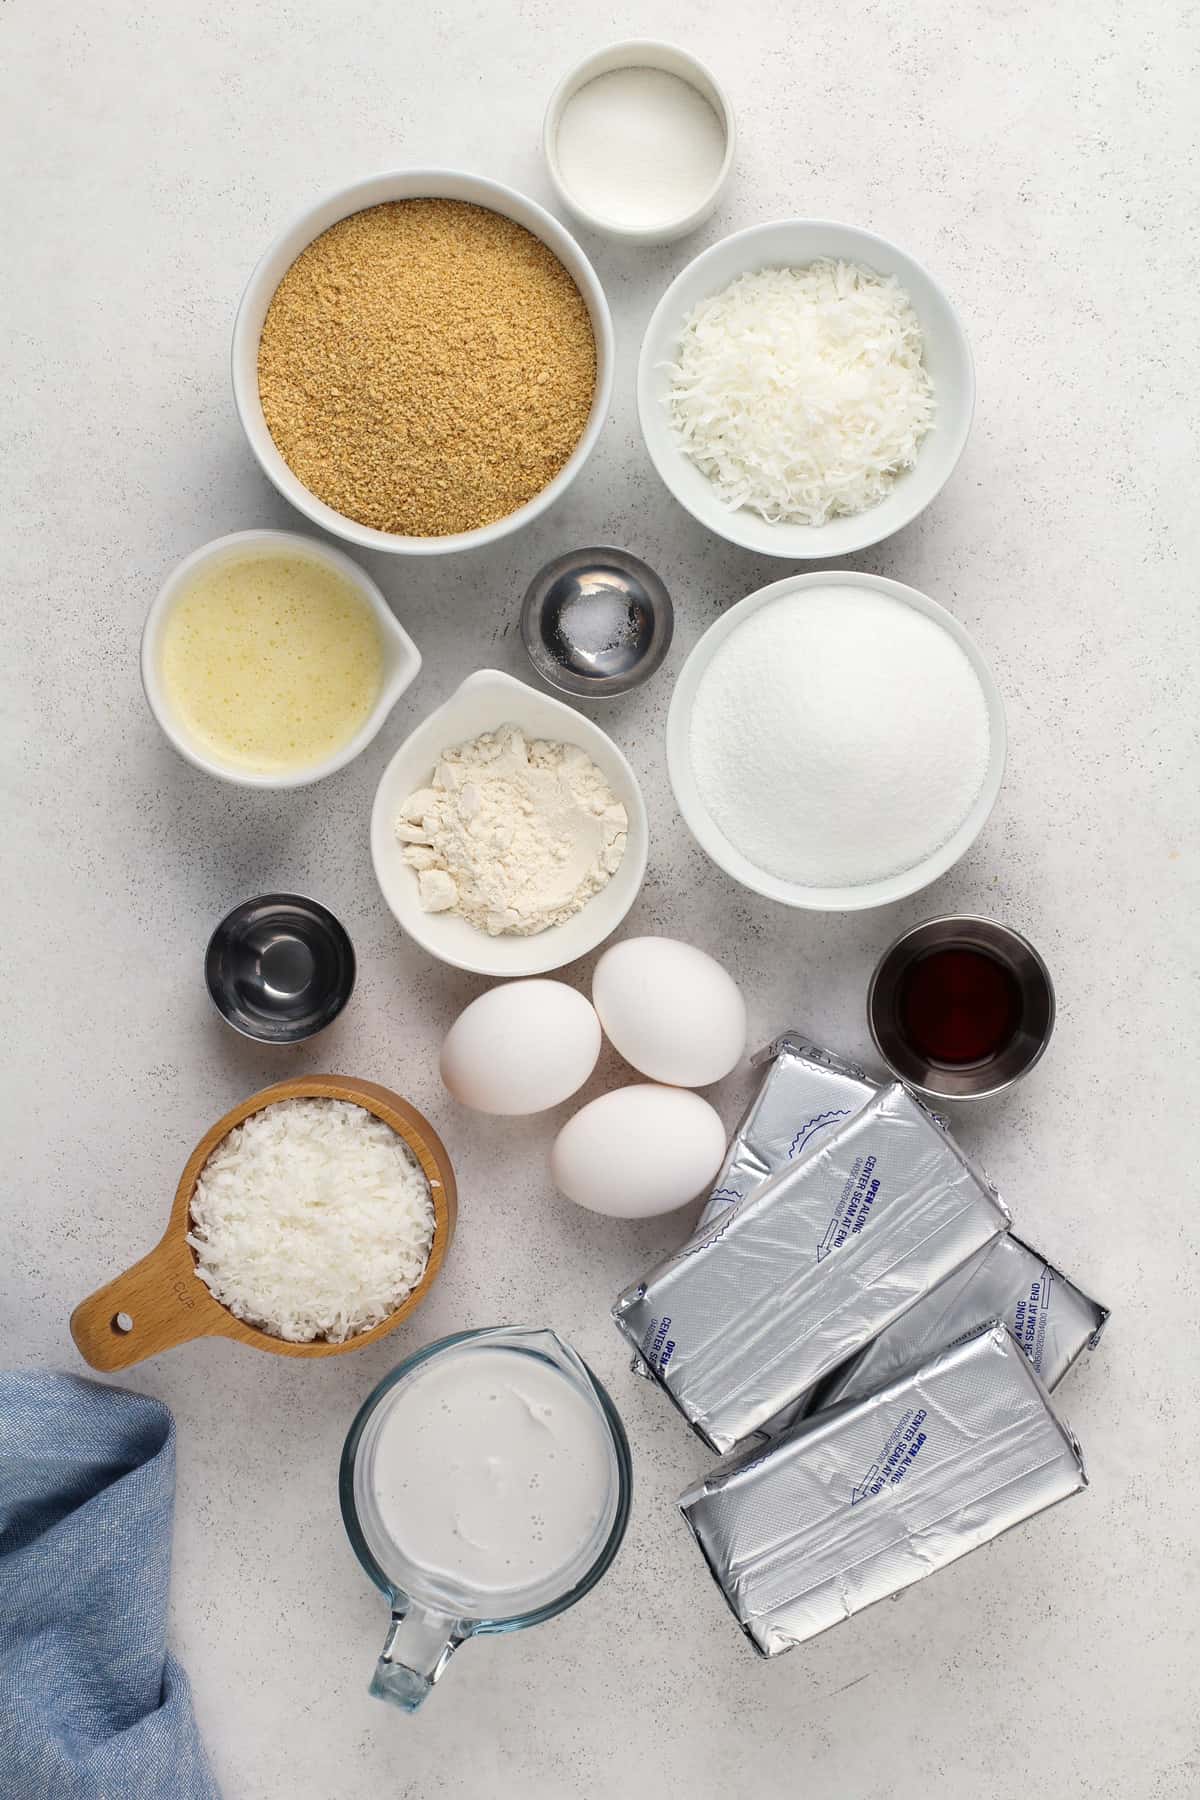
[520,547,674,699]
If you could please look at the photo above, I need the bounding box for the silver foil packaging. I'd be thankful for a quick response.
[630,1036,878,1386]
[679,1320,1087,1657]
[613,1082,1011,1453]
[697,1033,878,1231]
[821,1232,1109,1407]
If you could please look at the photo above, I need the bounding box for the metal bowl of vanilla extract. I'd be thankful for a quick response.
[868,915,1055,1102]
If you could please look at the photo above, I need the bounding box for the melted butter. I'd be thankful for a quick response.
[161,553,384,772]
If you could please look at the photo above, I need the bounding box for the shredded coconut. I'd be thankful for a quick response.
[396,724,628,936]
[187,1098,434,1343]
[689,587,990,887]
[665,260,935,526]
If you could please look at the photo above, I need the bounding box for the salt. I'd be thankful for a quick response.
[688,587,991,887]
[554,66,727,232]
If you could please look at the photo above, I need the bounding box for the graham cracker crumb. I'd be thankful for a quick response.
[257,199,597,537]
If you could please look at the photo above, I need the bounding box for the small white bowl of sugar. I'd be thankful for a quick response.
[543,42,735,245]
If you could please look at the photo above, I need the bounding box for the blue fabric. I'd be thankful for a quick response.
[0,1372,220,1800]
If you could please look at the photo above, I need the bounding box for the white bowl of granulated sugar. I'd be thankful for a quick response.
[370,669,649,976]
[666,571,1006,913]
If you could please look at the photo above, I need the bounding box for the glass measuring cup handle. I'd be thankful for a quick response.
[370,1600,469,1712]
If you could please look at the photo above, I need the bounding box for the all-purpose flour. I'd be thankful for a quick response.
[689,587,991,887]
[396,724,628,935]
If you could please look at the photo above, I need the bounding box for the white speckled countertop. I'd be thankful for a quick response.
[2,2,1197,1796]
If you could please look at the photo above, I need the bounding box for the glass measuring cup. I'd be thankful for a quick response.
[339,1325,632,1712]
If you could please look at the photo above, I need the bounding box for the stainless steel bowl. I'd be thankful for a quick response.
[868,914,1055,1101]
[520,547,673,698]
[205,894,356,1044]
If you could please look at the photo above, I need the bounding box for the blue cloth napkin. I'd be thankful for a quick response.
[0,1372,220,1800]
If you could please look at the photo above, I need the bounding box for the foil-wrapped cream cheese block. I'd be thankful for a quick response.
[679,1320,1087,1657]
[821,1232,1109,1407]
[696,1033,878,1230]
[630,1035,878,1386]
[613,1083,1011,1453]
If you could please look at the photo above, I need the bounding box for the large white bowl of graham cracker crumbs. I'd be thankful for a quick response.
[232,169,614,556]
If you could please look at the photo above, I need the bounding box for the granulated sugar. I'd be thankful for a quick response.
[554,66,727,231]
[689,587,991,887]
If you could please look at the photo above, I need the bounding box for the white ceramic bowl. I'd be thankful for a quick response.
[232,169,614,556]
[542,41,735,245]
[666,571,1006,912]
[638,218,975,558]
[141,529,421,789]
[371,669,649,975]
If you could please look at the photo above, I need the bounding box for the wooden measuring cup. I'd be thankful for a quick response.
[70,1075,457,1372]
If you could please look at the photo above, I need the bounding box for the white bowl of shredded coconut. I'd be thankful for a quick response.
[370,669,649,975]
[667,571,1005,912]
[638,219,974,557]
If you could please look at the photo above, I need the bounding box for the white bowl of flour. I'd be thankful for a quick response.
[666,572,1006,912]
[371,669,649,975]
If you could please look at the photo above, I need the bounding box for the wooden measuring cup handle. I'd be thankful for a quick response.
[70,1235,219,1372]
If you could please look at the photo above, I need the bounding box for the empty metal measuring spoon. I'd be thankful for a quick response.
[520,547,673,697]
[205,893,355,1044]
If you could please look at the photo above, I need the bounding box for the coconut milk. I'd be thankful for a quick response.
[366,1342,616,1610]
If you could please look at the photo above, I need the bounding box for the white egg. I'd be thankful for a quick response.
[551,1084,727,1217]
[440,980,601,1116]
[592,937,747,1087]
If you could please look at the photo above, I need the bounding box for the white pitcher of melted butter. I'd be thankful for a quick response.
[340,1326,632,1711]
